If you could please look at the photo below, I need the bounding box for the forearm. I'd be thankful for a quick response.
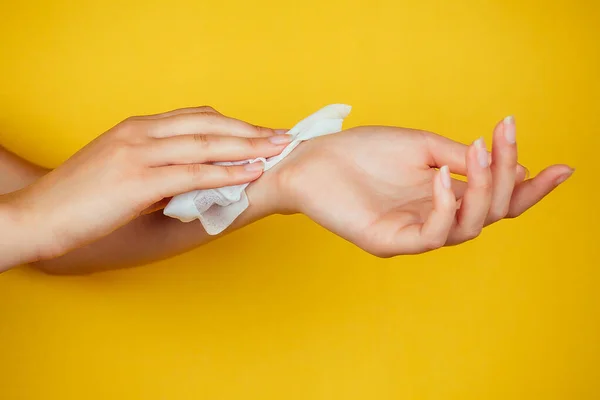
[0,147,49,271]
[0,145,49,194]
[0,193,41,271]
[31,171,282,274]
[0,143,286,275]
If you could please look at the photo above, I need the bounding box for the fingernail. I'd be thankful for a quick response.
[274,129,288,134]
[268,134,293,145]
[244,161,264,172]
[503,116,516,144]
[555,168,574,185]
[475,137,489,168]
[440,165,451,189]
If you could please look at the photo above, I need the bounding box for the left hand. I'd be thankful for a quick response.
[272,117,573,257]
[0,105,289,268]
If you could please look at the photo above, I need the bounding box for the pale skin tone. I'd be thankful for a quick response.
[0,106,573,274]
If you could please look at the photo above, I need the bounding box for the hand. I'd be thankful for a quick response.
[1,106,291,267]
[275,118,573,257]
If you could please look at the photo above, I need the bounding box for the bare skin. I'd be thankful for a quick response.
[0,107,573,274]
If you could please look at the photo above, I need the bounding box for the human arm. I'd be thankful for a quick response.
[29,167,281,274]
[276,117,572,256]
[0,107,291,272]
[0,145,279,274]
[2,112,572,274]
[36,115,573,272]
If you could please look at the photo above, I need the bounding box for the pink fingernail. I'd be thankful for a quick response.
[475,138,489,168]
[268,134,293,145]
[555,168,574,185]
[503,116,516,144]
[244,161,264,172]
[440,165,451,189]
[274,129,288,134]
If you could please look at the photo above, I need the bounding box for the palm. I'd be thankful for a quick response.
[280,124,571,257]
[284,126,438,251]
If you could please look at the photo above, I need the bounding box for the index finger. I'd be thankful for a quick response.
[145,112,279,139]
[423,128,528,178]
[507,164,574,218]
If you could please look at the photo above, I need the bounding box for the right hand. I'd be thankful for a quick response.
[6,106,291,261]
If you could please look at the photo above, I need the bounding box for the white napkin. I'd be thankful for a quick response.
[163,104,352,235]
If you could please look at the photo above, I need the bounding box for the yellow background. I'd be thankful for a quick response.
[0,0,598,398]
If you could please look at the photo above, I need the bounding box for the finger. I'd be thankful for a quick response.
[146,113,279,138]
[151,163,265,199]
[424,129,527,179]
[451,178,467,198]
[507,164,574,218]
[449,138,493,243]
[130,106,221,120]
[376,166,456,256]
[415,166,458,251]
[147,106,221,119]
[486,116,517,224]
[144,133,293,166]
[142,107,286,137]
[489,118,528,183]
[423,131,470,175]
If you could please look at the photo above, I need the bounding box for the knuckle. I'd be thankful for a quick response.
[225,166,239,179]
[499,157,518,169]
[372,249,394,259]
[366,242,394,259]
[187,163,205,176]
[425,235,446,251]
[364,234,401,259]
[478,181,493,191]
[201,112,221,122]
[486,213,501,224]
[197,105,217,114]
[192,133,211,147]
[247,137,261,149]
[461,228,482,241]
[113,118,145,140]
[119,117,139,132]
[255,125,274,137]
[496,152,518,167]
[488,205,509,222]
[505,209,521,219]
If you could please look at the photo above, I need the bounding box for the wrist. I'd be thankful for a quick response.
[245,167,288,219]
[266,141,315,216]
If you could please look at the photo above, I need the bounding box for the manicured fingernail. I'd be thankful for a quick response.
[475,137,489,168]
[274,129,288,134]
[555,168,574,185]
[244,161,264,172]
[503,115,516,144]
[440,165,451,189]
[268,134,293,145]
